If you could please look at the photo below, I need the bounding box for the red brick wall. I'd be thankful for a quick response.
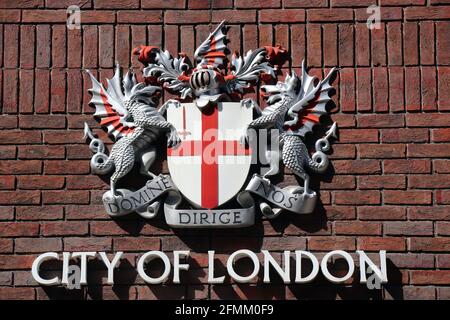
[1,0,450,300]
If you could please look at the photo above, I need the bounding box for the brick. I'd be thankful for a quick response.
[236,0,280,8]
[19,115,66,129]
[373,67,388,112]
[16,206,63,220]
[80,11,116,24]
[67,28,82,68]
[0,254,35,269]
[284,0,327,7]
[50,69,66,113]
[409,206,450,220]
[384,190,432,205]
[308,8,353,21]
[356,68,371,112]
[371,24,386,66]
[436,190,450,204]
[357,114,404,128]
[20,25,35,69]
[260,9,304,23]
[18,145,64,160]
[434,160,450,173]
[338,129,378,143]
[308,236,355,251]
[438,67,450,110]
[405,6,450,20]
[323,206,356,220]
[407,113,450,127]
[334,191,380,205]
[3,69,19,113]
[436,222,450,236]
[46,0,92,8]
[436,254,450,268]
[15,238,61,253]
[437,22,450,65]
[405,67,420,112]
[403,22,419,65]
[0,207,14,220]
[358,176,406,189]
[400,286,436,300]
[165,10,211,24]
[94,0,139,9]
[384,159,431,174]
[384,221,433,236]
[381,128,428,143]
[387,22,402,65]
[64,237,112,251]
[2,0,43,8]
[339,68,355,112]
[409,175,450,189]
[0,9,21,23]
[334,160,381,174]
[0,146,16,159]
[44,160,89,175]
[411,271,450,285]
[17,175,64,190]
[335,221,381,236]
[41,221,88,236]
[22,9,66,23]
[421,66,437,111]
[358,237,406,251]
[306,24,321,67]
[0,222,39,237]
[419,21,435,65]
[0,116,17,129]
[408,144,450,158]
[43,190,89,204]
[0,176,14,190]
[117,11,162,23]
[388,253,434,269]
[142,0,185,8]
[410,237,450,252]
[338,24,354,67]
[359,144,405,158]
[0,288,35,300]
[0,239,13,253]
[52,25,66,68]
[0,160,42,174]
[67,70,83,113]
[388,67,404,112]
[67,176,106,190]
[114,237,160,251]
[0,271,12,284]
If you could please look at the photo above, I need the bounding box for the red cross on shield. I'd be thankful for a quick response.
[166,102,253,209]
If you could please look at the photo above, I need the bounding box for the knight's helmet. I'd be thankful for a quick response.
[189,67,222,96]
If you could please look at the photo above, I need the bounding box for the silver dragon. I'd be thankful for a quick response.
[244,61,338,195]
[84,66,181,197]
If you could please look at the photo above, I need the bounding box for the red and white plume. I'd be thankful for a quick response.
[194,20,230,69]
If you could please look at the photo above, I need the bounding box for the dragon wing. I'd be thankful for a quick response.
[86,65,136,141]
[194,20,229,69]
[284,60,338,137]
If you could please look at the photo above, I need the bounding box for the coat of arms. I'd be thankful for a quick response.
[83,21,338,228]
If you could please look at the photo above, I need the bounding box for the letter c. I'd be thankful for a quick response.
[31,252,60,286]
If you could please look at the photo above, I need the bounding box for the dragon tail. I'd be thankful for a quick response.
[84,123,115,175]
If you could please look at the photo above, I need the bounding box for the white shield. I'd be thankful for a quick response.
[166,102,253,209]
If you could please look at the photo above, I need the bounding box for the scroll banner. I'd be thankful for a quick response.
[103,175,256,228]
[102,175,175,219]
[245,174,317,214]
[164,191,255,228]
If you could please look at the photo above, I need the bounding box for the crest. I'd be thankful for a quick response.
[83,21,339,228]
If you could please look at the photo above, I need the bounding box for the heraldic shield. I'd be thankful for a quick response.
[166,102,253,209]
